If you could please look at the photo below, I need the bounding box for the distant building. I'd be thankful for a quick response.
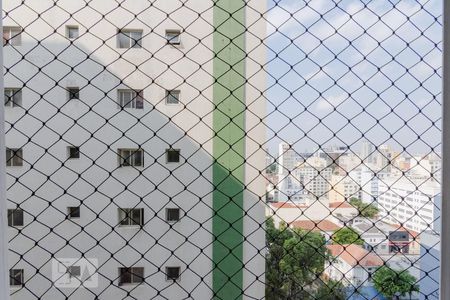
[324,244,383,287]
[377,178,441,232]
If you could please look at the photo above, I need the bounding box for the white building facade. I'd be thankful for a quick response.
[3,0,267,299]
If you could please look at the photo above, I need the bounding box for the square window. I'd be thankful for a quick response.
[166,149,180,163]
[4,88,22,107]
[118,90,143,109]
[6,148,23,167]
[66,26,79,39]
[166,208,180,223]
[68,146,80,159]
[165,267,180,281]
[3,27,21,46]
[9,269,23,286]
[68,87,79,100]
[166,90,180,105]
[8,209,24,227]
[118,208,144,226]
[118,149,144,167]
[117,30,142,48]
[68,207,80,219]
[67,265,81,278]
[165,30,181,45]
[118,267,144,285]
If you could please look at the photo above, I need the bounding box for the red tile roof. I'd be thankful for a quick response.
[326,244,383,267]
[290,219,341,232]
[389,224,419,238]
[270,202,308,209]
[329,201,353,208]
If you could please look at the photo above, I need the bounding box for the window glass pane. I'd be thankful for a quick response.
[132,267,144,283]
[13,89,22,106]
[69,147,80,159]
[119,209,129,225]
[14,209,23,226]
[10,28,21,45]
[133,150,142,166]
[67,27,78,39]
[130,31,142,48]
[68,207,80,218]
[166,91,180,104]
[131,209,142,225]
[13,149,23,166]
[117,32,130,48]
[136,91,144,109]
[119,268,131,285]
[166,31,180,44]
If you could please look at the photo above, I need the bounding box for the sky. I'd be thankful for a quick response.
[265,0,442,156]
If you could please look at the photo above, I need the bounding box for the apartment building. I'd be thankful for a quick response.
[3,0,266,299]
[378,178,441,233]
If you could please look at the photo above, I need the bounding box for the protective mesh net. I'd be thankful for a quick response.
[3,0,442,299]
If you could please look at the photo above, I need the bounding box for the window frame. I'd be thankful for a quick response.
[6,148,23,167]
[117,29,143,49]
[9,269,24,287]
[7,208,24,227]
[68,146,80,159]
[165,266,181,281]
[165,208,180,223]
[3,26,22,46]
[118,208,144,227]
[165,30,181,45]
[67,207,80,219]
[4,88,22,107]
[165,90,180,105]
[118,267,144,285]
[67,87,80,100]
[118,89,144,109]
[66,25,79,40]
[118,149,144,167]
[166,149,180,163]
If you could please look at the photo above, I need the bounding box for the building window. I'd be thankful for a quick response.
[67,87,79,100]
[6,148,23,167]
[118,90,143,109]
[118,149,144,167]
[68,146,80,159]
[118,208,144,226]
[166,90,180,105]
[165,267,180,281]
[166,149,180,163]
[4,88,22,107]
[67,265,81,278]
[66,25,79,39]
[166,208,180,223]
[8,208,24,227]
[3,27,21,46]
[118,267,144,285]
[117,29,142,48]
[165,30,181,45]
[67,207,80,219]
[10,269,23,286]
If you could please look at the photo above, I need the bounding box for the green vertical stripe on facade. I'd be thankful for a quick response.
[212,0,246,299]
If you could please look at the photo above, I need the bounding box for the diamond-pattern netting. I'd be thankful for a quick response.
[3,0,442,299]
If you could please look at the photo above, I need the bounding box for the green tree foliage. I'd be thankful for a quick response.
[314,279,347,300]
[372,266,419,299]
[266,218,331,300]
[332,227,364,245]
[349,198,379,218]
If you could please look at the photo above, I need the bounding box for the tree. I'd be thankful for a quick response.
[266,218,329,300]
[372,266,419,300]
[349,198,379,218]
[332,227,364,245]
[314,279,347,300]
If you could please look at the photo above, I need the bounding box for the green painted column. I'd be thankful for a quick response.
[212,0,246,299]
